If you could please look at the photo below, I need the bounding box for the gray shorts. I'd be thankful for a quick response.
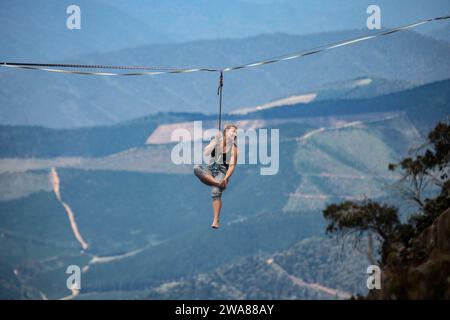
[193,163,228,199]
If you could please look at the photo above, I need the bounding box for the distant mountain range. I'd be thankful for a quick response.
[2,0,448,61]
[0,77,448,299]
[101,0,450,43]
[1,1,449,301]
[0,0,170,61]
[143,236,368,300]
[0,78,448,158]
[422,22,450,42]
[1,28,449,129]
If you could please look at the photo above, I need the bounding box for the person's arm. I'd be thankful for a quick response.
[203,132,222,157]
[222,145,238,184]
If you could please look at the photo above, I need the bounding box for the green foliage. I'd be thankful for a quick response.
[2,81,449,299]
[324,200,400,242]
[390,120,450,235]
[323,120,450,268]
[144,237,368,300]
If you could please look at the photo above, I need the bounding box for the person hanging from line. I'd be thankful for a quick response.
[193,124,239,229]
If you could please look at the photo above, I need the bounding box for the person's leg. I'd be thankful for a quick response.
[210,171,225,229]
[211,198,222,229]
[193,164,221,187]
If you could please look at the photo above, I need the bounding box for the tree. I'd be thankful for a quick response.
[323,120,450,266]
[388,121,450,211]
[323,200,400,262]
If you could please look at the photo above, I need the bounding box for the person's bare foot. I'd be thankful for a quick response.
[211,221,220,229]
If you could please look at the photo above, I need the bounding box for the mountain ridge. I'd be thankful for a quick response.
[1,29,449,128]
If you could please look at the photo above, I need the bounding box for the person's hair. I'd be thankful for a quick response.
[222,123,238,148]
[223,123,238,135]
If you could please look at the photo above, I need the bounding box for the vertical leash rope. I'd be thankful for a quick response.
[217,71,224,131]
